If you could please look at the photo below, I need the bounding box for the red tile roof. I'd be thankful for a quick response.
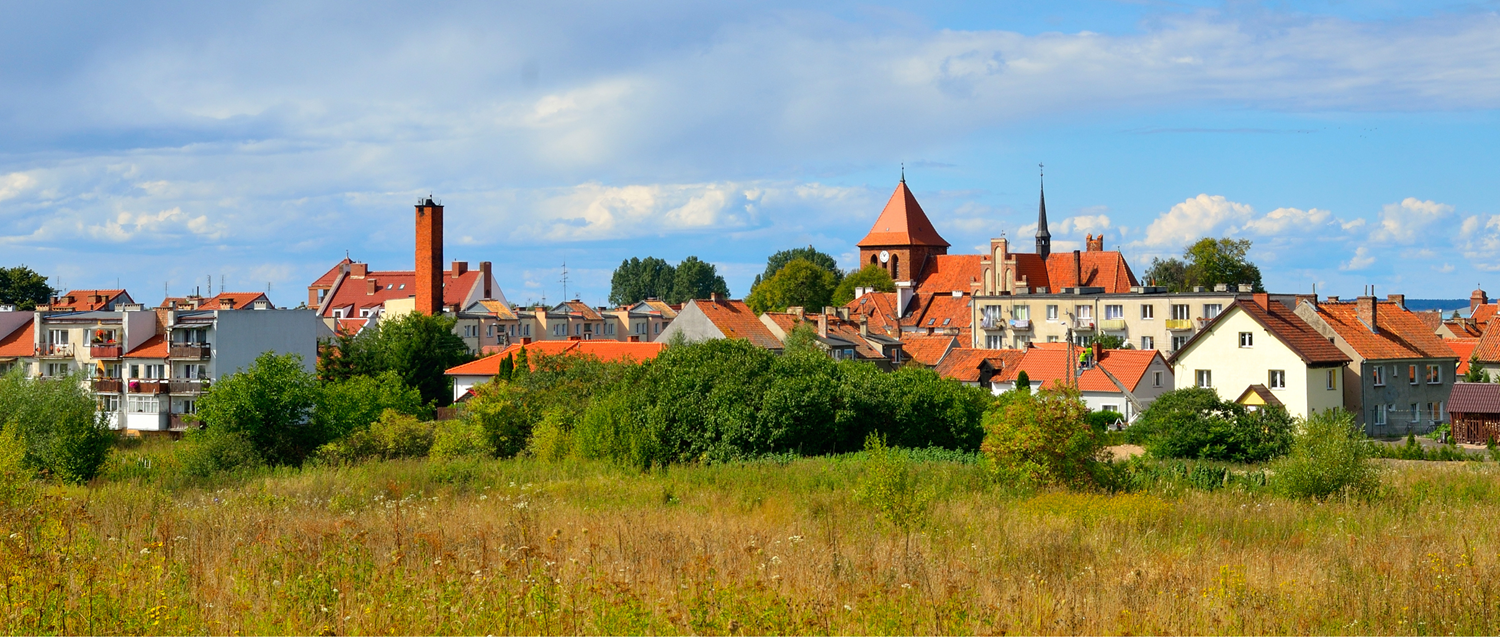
[124,334,169,359]
[933,348,1024,382]
[1314,301,1458,361]
[1473,318,1500,363]
[694,298,784,350]
[445,340,664,375]
[1010,254,1052,292]
[914,255,982,295]
[904,293,972,334]
[558,300,604,321]
[1449,382,1500,415]
[1473,303,1498,327]
[50,289,129,312]
[761,312,885,361]
[0,320,34,357]
[901,336,958,367]
[1043,250,1138,293]
[311,258,353,288]
[1447,320,1485,339]
[1450,339,1478,374]
[856,181,950,248]
[1172,299,1349,367]
[996,348,1164,393]
[846,292,902,337]
[203,292,272,310]
[335,318,368,336]
[319,268,483,318]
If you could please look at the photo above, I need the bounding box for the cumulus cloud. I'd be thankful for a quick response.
[1457,215,1500,271]
[1369,198,1454,243]
[0,173,34,201]
[1058,214,1111,235]
[1240,207,1332,235]
[1137,195,1255,248]
[86,207,221,242]
[1340,246,1375,271]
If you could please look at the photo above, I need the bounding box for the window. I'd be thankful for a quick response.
[1171,304,1191,321]
[575,324,582,336]
[1408,364,1418,384]
[1411,403,1419,424]
[99,395,120,412]
[1426,364,1441,384]
[127,396,159,414]
[1374,406,1386,426]
[605,323,616,336]
[1371,365,1385,386]
[986,335,1003,349]
[1171,335,1189,351]
[48,329,68,344]
[0,362,11,375]
[1239,332,1254,348]
[1014,336,1031,348]
[1075,305,1093,320]
[1196,370,1212,388]
[360,308,371,318]
[332,309,344,318]
[1204,304,1223,319]
[1326,368,1338,390]
[1013,305,1030,321]
[941,318,951,326]
[145,364,164,379]
[486,324,493,338]
[1269,370,1286,389]
[44,362,69,377]
[1046,335,1059,343]
[180,364,206,379]
[1101,405,1119,415]
[523,324,531,336]
[180,399,197,415]
[1046,305,1059,321]
[656,322,662,334]
[1141,304,1155,320]
[983,305,1002,324]
[553,324,565,336]
[1430,402,1444,423]
[1140,336,1154,350]
[1104,305,1124,320]
[1153,371,1163,387]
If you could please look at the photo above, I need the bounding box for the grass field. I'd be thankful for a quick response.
[5,439,1500,635]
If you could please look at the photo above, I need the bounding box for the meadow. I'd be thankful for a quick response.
[6,439,1500,635]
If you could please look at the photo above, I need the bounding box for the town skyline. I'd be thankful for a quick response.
[3,1,1499,306]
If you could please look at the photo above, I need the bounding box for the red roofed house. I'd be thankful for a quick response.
[1169,295,1351,420]
[40,289,135,313]
[990,345,1173,422]
[656,295,785,352]
[160,292,274,311]
[445,339,664,402]
[1448,382,1500,444]
[758,306,903,366]
[932,348,1026,390]
[1295,294,1458,435]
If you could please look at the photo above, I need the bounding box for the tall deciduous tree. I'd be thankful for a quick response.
[746,258,839,313]
[831,264,896,306]
[0,266,53,310]
[667,256,730,304]
[1184,238,1263,292]
[197,352,321,465]
[364,312,474,407]
[755,246,842,289]
[1143,257,1189,292]
[608,257,676,306]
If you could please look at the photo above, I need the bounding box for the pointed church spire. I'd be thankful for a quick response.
[1035,162,1051,259]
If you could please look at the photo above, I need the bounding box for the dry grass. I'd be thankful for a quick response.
[5,443,1500,635]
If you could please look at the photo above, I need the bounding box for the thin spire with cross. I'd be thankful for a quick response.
[900,162,905,183]
[1035,161,1051,259]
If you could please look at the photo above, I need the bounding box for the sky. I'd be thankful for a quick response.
[2,0,1500,308]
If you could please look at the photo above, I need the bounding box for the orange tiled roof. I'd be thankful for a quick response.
[203,292,272,310]
[933,348,1024,383]
[1445,320,1485,338]
[1173,299,1349,367]
[51,289,128,312]
[902,294,972,341]
[761,312,885,360]
[694,298,783,350]
[319,267,482,317]
[997,348,1163,393]
[474,300,518,320]
[1314,301,1458,361]
[1474,303,1498,327]
[856,181,950,248]
[1450,339,1479,374]
[445,340,664,376]
[124,334,169,359]
[914,255,982,295]
[558,300,604,321]
[0,320,34,357]
[901,336,958,367]
[636,299,679,319]
[846,292,902,337]
[1473,319,1500,363]
[311,258,353,287]
[335,318,368,335]
[1043,251,1137,293]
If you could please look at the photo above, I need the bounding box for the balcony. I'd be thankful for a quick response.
[127,380,169,395]
[1009,319,1032,330]
[1165,319,1194,331]
[90,344,122,358]
[93,378,123,393]
[169,344,211,359]
[1099,319,1128,331]
[169,414,196,431]
[168,379,210,394]
[1072,319,1096,331]
[38,343,74,358]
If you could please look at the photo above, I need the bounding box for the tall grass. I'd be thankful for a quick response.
[4,442,1500,634]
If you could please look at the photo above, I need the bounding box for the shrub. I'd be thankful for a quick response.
[1128,387,1293,462]
[856,433,932,557]
[526,409,574,461]
[197,352,320,465]
[465,382,533,459]
[0,369,114,483]
[1272,408,1379,500]
[981,386,1107,489]
[315,370,429,441]
[430,419,495,460]
[571,390,658,468]
[314,409,435,464]
[178,428,264,477]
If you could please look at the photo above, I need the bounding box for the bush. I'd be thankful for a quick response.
[430,419,495,460]
[981,386,1107,489]
[1128,387,1293,462]
[1272,408,1379,500]
[314,409,435,464]
[856,433,932,556]
[315,370,429,441]
[178,428,264,477]
[197,352,320,465]
[0,369,114,483]
[526,409,574,461]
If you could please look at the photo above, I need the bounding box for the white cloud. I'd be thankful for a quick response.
[1058,214,1111,235]
[1137,194,1254,248]
[86,207,221,242]
[1340,246,1374,271]
[0,173,34,201]
[1241,207,1332,235]
[1370,198,1454,243]
[1458,214,1500,271]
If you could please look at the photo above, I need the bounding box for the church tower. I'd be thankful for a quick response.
[856,174,950,284]
[1035,166,1051,259]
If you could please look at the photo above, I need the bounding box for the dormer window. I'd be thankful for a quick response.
[360,308,371,318]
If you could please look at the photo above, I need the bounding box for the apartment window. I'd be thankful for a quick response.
[1408,364,1418,384]
[180,364,206,379]
[605,323,616,336]
[360,308,371,318]
[44,362,69,377]
[48,329,68,344]
[1430,402,1444,423]
[1047,336,1059,343]
[332,309,344,318]
[575,324,582,336]
[1371,365,1385,386]
[1204,304,1223,319]
[1269,370,1286,390]
[1239,332,1254,348]
[1014,336,1031,348]
[656,323,662,334]
[127,396,159,414]
[1141,304,1155,320]
[99,395,120,412]
[180,399,197,415]
[1102,405,1119,415]
[0,362,11,375]
[1410,403,1419,424]
[1140,336,1154,350]
[1104,305,1124,320]
[983,305,1002,324]
[1373,406,1386,426]
[986,335,1003,349]
[1153,371,1163,388]
[1426,364,1441,384]
[1045,305,1060,321]
[523,324,531,336]
[486,324,493,338]
[1076,305,1093,320]
[553,324,564,336]
[1196,370,1212,388]
[1171,335,1190,351]
[1014,305,1030,321]
[1326,368,1338,390]
[1172,304,1191,320]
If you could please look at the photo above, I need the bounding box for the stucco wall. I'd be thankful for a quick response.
[211,309,319,377]
[1359,359,1455,437]
[656,301,728,344]
[1172,308,1342,419]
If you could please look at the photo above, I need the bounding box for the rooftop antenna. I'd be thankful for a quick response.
[559,261,570,301]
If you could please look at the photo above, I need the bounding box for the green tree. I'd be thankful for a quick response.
[981,386,1106,489]
[1273,408,1379,499]
[609,257,676,306]
[196,352,321,465]
[1143,257,1188,292]
[1014,370,1031,394]
[0,266,53,311]
[1127,387,1293,462]
[316,327,375,383]
[363,311,473,407]
[755,246,842,289]
[781,323,822,355]
[0,369,113,483]
[1463,358,1487,383]
[315,370,430,442]
[856,433,933,561]
[746,258,839,313]
[831,264,896,307]
[667,256,730,304]
[1184,237,1263,292]
[1093,333,1131,349]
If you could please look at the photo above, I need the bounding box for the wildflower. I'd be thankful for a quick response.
[479,495,488,500]
[140,548,150,554]
[844,604,852,611]
[788,535,803,543]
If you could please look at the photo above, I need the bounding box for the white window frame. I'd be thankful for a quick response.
[1371,365,1384,387]
[1172,304,1191,321]
[1141,304,1155,320]
[1152,371,1163,387]
[1374,406,1386,426]
[1014,305,1030,321]
[1196,369,1212,388]
[1075,305,1093,320]
[1426,364,1441,384]
[1269,369,1285,390]
[1239,332,1253,348]
[1046,305,1059,321]
[1104,304,1124,320]
[1141,336,1154,350]
[1204,304,1223,319]
[1408,364,1418,385]
[1327,368,1338,390]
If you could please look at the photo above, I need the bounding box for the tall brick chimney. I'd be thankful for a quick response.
[415,197,443,315]
[480,261,492,299]
[1356,294,1378,334]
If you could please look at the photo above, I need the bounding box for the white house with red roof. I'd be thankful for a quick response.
[989,344,1174,422]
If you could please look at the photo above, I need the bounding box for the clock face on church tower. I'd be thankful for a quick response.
[879,250,890,263]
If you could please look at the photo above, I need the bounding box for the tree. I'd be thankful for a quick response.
[981,386,1106,488]
[1127,387,1293,462]
[363,311,474,407]
[0,266,53,311]
[831,264,896,307]
[1143,257,1188,292]
[746,258,839,313]
[667,256,729,304]
[1093,333,1132,349]
[316,327,376,383]
[1463,358,1487,383]
[609,257,676,306]
[314,370,430,442]
[0,369,113,483]
[756,246,842,288]
[196,352,321,465]
[1184,238,1263,292]
[781,323,822,355]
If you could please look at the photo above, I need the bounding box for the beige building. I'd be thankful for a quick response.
[972,284,1252,353]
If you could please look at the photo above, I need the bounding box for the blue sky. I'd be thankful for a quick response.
[2,1,1499,307]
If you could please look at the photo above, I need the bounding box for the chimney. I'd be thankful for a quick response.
[350,263,368,278]
[521,337,532,345]
[451,260,468,278]
[1092,341,1102,360]
[1387,294,1405,310]
[628,335,640,342]
[366,278,379,295]
[1073,250,1082,288]
[480,261,492,299]
[1213,283,1229,292]
[1326,296,1340,303]
[859,314,869,337]
[1472,288,1489,314]
[1238,284,1253,293]
[415,197,444,316]
[1356,295,1378,333]
[218,297,235,310]
[1086,234,1103,252]
[253,299,270,310]
[1295,293,1318,310]
[1252,293,1270,311]
[817,312,828,339]
[790,306,805,320]
[709,292,722,303]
